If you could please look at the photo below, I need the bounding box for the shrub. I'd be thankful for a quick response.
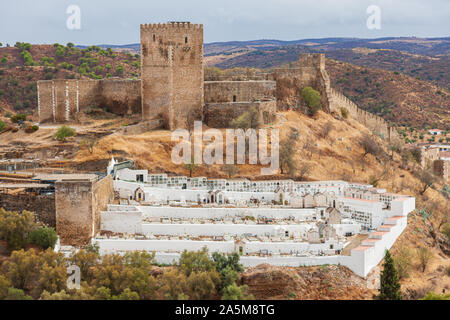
[393,246,413,279]
[55,125,76,141]
[230,108,260,129]
[301,86,322,116]
[417,247,433,272]
[340,107,349,119]
[0,120,5,131]
[115,65,124,76]
[0,209,36,251]
[442,223,450,239]
[24,125,39,133]
[10,113,27,123]
[29,227,58,249]
[421,292,450,300]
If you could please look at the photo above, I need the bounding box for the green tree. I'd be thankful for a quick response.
[115,65,124,76]
[179,247,216,276]
[2,249,42,293]
[221,283,253,300]
[29,227,58,249]
[158,269,189,300]
[68,249,99,282]
[393,246,413,279]
[184,271,220,300]
[10,113,27,123]
[279,137,296,175]
[301,86,322,116]
[0,274,12,299]
[417,246,433,272]
[185,155,197,178]
[212,252,244,290]
[117,288,140,300]
[421,292,450,300]
[377,250,402,300]
[0,209,36,251]
[4,288,32,300]
[55,126,76,142]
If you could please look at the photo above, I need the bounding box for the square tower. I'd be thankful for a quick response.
[140,22,204,130]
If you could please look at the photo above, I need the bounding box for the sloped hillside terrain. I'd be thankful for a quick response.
[71,110,449,298]
[0,106,448,298]
[326,59,449,129]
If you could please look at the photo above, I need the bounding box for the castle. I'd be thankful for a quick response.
[37,21,397,140]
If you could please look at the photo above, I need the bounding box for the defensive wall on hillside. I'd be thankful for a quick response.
[329,88,399,140]
[204,80,276,103]
[37,79,141,122]
[36,22,398,141]
[204,100,276,128]
[274,53,332,113]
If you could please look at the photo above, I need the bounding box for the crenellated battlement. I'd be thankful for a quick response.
[329,88,398,141]
[140,22,203,31]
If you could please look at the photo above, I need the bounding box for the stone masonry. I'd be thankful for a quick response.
[140,22,204,130]
[36,22,397,140]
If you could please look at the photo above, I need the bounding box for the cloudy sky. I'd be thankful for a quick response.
[0,0,448,45]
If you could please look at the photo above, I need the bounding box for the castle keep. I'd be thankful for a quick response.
[140,22,204,130]
[36,22,397,140]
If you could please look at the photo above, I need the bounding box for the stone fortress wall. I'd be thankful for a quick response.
[140,22,204,130]
[55,174,114,245]
[203,80,277,127]
[204,80,276,103]
[37,79,141,122]
[329,88,398,140]
[273,53,398,140]
[36,22,398,140]
[204,100,276,128]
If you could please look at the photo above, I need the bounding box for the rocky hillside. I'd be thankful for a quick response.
[0,43,141,116]
[326,59,449,129]
[240,264,374,300]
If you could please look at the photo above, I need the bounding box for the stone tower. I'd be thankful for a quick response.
[140,22,204,130]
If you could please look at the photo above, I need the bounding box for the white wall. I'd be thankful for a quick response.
[94,239,235,255]
[141,223,314,238]
[387,197,415,217]
[93,217,407,278]
[332,223,361,237]
[101,210,142,234]
[116,168,148,182]
[138,206,318,221]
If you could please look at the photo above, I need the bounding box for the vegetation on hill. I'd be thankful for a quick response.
[0,235,249,300]
[326,59,449,129]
